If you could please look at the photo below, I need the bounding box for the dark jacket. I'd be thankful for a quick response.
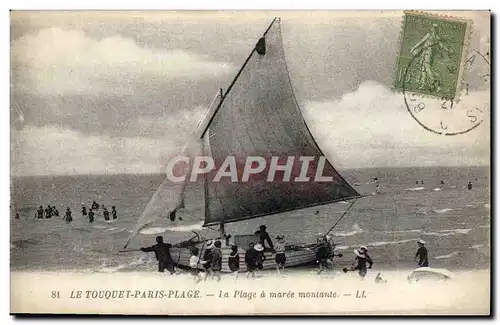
[316,244,329,260]
[245,248,258,266]
[354,255,373,271]
[228,252,240,272]
[254,230,274,250]
[202,248,212,269]
[211,248,222,271]
[415,246,428,266]
[141,243,173,262]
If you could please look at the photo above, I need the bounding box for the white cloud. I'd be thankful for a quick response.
[11,27,235,95]
[303,81,490,168]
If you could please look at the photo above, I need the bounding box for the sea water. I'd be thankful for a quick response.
[10,166,490,273]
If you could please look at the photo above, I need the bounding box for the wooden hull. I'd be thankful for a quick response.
[170,240,318,273]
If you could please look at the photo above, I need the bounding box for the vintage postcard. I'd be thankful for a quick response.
[10,10,490,315]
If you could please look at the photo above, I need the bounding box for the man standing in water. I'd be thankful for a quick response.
[112,206,118,219]
[36,206,44,219]
[140,236,176,275]
[81,204,87,217]
[415,239,429,267]
[103,207,110,221]
[63,207,73,223]
[88,209,95,223]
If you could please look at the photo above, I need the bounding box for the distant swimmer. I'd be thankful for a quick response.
[140,236,175,274]
[467,182,473,190]
[15,213,20,219]
[415,239,428,267]
[88,209,95,223]
[64,207,73,223]
[91,201,99,210]
[112,206,117,219]
[52,206,59,217]
[45,205,52,219]
[440,180,445,185]
[103,207,110,221]
[415,181,419,185]
[421,180,424,185]
[36,206,44,219]
[81,205,87,216]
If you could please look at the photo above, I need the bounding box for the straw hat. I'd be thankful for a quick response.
[254,244,264,252]
[354,249,366,258]
[360,246,368,252]
[417,239,426,245]
[206,240,214,249]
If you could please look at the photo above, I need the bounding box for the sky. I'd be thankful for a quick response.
[10,10,491,176]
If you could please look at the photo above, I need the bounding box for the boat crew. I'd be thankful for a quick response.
[254,225,274,251]
[254,243,266,271]
[211,241,223,282]
[189,247,203,283]
[228,245,240,279]
[245,242,258,279]
[274,235,287,275]
[88,209,95,223]
[415,239,429,267]
[351,247,373,278]
[316,236,331,274]
[202,240,214,281]
[140,236,175,274]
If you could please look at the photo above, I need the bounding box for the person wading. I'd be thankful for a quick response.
[88,209,95,223]
[103,207,110,221]
[63,207,73,223]
[81,205,87,217]
[36,206,44,219]
[415,239,429,267]
[140,236,175,275]
[112,206,118,219]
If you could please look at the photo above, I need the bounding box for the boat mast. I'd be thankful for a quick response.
[200,17,279,139]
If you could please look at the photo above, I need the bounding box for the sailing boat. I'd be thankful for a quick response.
[124,17,362,272]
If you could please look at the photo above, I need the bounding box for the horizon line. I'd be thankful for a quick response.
[10,164,491,178]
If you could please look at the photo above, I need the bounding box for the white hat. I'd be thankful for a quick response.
[206,240,214,249]
[354,249,366,258]
[418,239,426,245]
[254,244,264,252]
[360,246,368,252]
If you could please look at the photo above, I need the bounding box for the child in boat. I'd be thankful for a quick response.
[189,247,203,283]
[211,241,223,282]
[228,245,240,279]
[202,240,214,282]
[274,235,286,275]
[245,242,258,279]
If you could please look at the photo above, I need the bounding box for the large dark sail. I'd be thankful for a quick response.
[202,19,360,226]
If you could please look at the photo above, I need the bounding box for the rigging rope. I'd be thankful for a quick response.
[325,198,358,236]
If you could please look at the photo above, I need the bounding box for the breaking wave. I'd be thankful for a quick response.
[433,188,441,191]
[434,251,461,259]
[433,208,454,214]
[99,257,146,273]
[333,224,363,237]
[405,187,425,191]
[368,238,418,247]
[423,228,472,237]
[140,222,204,235]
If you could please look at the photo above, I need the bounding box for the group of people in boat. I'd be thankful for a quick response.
[140,225,430,283]
[15,200,118,224]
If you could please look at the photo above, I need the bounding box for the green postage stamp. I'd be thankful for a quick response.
[394,11,472,100]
